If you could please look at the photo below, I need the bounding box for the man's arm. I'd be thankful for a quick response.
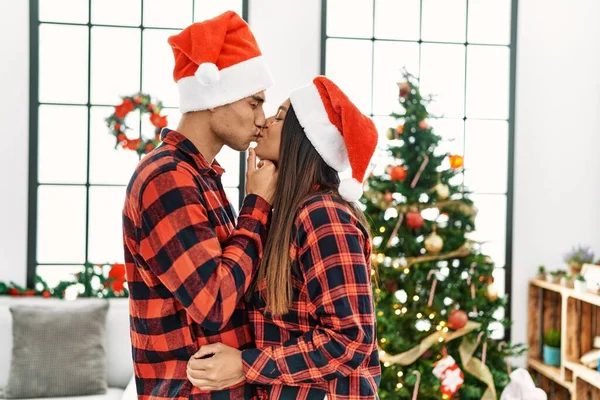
[137,166,270,331]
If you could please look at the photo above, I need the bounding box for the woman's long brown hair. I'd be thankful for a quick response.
[254,105,373,315]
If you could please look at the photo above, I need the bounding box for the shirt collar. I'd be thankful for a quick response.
[160,128,225,177]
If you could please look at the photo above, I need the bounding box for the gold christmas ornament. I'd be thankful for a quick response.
[486,284,499,301]
[425,232,444,254]
[434,183,450,200]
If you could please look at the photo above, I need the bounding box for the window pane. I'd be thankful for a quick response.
[372,115,397,150]
[464,120,508,193]
[194,0,243,21]
[327,0,373,38]
[88,186,127,263]
[466,45,510,119]
[40,0,88,24]
[421,0,467,43]
[430,118,464,157]
[372,41,420,116]
[420,43,465,118]
[91,0,141,26]
[37,185,87,263]
[162,108,182,130]
[89,106,140,185]
[37,265,84,288]
[38,105,88,184]
[467,194,506,245]
[468,0,511,45]
[374,0,420,40]
[91,27,141,105]
[39,24,89,104]
[143,0,192,28]
[492,268,506,296]
[326,39,373,115]
[482,241,506,269]
[142,29,180,108]
[224,188,239,215]
[218,147,241,187]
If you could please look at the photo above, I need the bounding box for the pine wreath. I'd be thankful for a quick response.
[105,93,168,155]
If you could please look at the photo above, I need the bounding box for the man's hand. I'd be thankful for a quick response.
[245,148,277,204]
[187,343,245,391]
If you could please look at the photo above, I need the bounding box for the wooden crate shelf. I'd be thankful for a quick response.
[529,279,600,399]
[528,356,573,392]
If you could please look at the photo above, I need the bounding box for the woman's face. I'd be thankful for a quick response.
[254,99,291,162]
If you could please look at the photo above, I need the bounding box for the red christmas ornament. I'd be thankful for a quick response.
[24,289,36,297]
[406,210,424,229]
[117,133,126,142]
[418,120,429,130]
[42,291,51,298]
[114,123,121,131]
[8,288,19,296]
[398,81,411,98]
[396,124,404,134]
[447,309,468,330]
[145,143,155,153]
[384,279,398,293]
[390,166,407,182]
[449,154,464,170]
[134,95,143,104]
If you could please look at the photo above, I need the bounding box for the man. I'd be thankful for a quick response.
[122,11,276,400]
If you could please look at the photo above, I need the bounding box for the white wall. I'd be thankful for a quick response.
[511,0,600,361]
[0,0,29,286]
[249,0,322,115]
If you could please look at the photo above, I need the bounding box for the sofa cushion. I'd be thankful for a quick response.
[6,388,124,400]
[0,298,133,390]
[3,301,109,398]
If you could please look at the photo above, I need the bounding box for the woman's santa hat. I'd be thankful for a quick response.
[168,11,273,113]
[290,76,378,202]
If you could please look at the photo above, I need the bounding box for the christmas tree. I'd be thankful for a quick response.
[364,71,526,399]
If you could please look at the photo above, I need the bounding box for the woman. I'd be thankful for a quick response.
[187,76,381,399]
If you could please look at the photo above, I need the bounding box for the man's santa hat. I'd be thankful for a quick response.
[168,11,273,113]
[290,76,378,202]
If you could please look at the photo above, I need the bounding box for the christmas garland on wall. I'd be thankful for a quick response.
[0,263,128,299]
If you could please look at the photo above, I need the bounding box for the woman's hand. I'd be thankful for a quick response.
[187,343,245,391]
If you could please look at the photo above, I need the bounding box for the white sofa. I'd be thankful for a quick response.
[0,297,135,400]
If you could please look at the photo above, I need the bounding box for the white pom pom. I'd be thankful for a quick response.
[195,63,220,86]
[338,178,363,202]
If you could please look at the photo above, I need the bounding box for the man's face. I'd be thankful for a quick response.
[210,91,266,151]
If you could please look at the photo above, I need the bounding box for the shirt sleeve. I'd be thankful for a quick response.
[241,200,376,385]
[137,167,271,331]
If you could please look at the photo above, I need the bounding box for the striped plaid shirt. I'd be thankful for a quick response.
[242,194,381,399]
[123,129,269,400]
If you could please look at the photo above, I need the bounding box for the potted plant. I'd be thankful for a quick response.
[560,274,573,288]
[543,329,561,367]
[537,265,547,281]
[575,274,587,293]
[564,245,595,276]
[550,270,565,284]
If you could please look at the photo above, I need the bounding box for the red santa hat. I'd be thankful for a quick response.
[168,11,273,113]
[290,76,378,202]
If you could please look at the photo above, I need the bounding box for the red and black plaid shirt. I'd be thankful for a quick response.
[123,129,269,400]
[242,195,381,399]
